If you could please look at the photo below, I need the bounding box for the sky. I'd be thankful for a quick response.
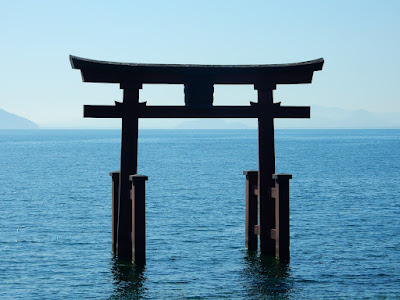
[0,0,399,128]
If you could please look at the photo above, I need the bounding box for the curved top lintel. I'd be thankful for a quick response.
[70,55,324,85]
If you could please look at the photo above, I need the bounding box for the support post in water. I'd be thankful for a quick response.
[130,175,148,266]
[244,170,259,251]
[271,173,292,261]
[110,171,120,254]
[243,172,292,260]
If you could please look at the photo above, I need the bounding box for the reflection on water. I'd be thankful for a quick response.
[109,253,293,299]
[242,251,293,299]
[109,257,147,299]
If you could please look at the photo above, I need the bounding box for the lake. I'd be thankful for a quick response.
[0,129,399,299]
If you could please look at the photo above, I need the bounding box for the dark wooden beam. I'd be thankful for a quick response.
[274,105,310,118]
[83,105,310,119]
[140,106,255,118]
[84,104,123,118]
[70,55,324,85]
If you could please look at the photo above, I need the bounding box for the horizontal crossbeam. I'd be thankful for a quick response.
[84,104,310,119]
[84,104,123,118]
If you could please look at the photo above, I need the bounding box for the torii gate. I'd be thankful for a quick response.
[70,55,323,265]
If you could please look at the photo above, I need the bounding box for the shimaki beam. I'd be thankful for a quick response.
[71,55,323,264]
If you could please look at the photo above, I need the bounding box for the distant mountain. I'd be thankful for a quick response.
[173,107,400,129]
[175,118,250,129]
[41,106,399,129]
[0,109,39,129]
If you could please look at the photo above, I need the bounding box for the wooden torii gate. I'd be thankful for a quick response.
[70,55,323,265]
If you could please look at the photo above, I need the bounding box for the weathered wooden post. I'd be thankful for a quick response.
[271,173,292,261]
[129,174,148,266]
[244,170,259,251]
[110,171,120,254]
[243,172,292,260]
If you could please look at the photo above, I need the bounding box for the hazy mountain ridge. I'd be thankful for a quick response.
[169,106,400,129]
[0,109,39,129]
[6,106,399,129]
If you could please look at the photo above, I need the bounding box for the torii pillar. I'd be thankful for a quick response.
[256,84,277,255]
[117,83,141,259]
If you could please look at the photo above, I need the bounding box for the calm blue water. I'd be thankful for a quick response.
[0,129,399,299]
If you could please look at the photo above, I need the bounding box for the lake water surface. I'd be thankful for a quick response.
[0,129,399,299]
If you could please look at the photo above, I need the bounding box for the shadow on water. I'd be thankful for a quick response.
[109,257,147,299]
[242,251,293,299]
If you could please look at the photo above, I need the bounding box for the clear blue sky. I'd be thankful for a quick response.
[1,0,399,128]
